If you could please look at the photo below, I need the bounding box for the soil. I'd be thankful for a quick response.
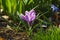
[0,10,30,40]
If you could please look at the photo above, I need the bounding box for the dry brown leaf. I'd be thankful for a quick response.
[0,37,4,40]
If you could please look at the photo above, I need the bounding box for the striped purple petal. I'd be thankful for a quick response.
[25,11,30,22]
[29,9,36,15]
[29,9,36,21]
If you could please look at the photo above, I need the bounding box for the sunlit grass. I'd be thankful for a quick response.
[32,27,60,40]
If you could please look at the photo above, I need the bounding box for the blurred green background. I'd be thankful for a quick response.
[0,0,60,40]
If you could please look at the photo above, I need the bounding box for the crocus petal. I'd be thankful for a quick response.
[25,11,30,22]
[25,15,29,22]
[20,14,25,20]
[29,9,36,15]
[29,9,36,21]
[30,14,36,21]
[29,13,36,21]
[25,11,29,15]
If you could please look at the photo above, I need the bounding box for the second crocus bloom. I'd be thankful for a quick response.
[51,4,59,12]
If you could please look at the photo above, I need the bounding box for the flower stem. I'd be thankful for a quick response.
[27,22,32,37]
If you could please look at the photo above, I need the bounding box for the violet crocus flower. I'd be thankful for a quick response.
[51,4,59,12]
[20,9,36,23]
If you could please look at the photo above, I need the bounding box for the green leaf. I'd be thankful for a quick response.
[28,0,34,5]
[23,0,28,5]
[6,0,11,13]
[18,0,24,13]
[10,0,17,13]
